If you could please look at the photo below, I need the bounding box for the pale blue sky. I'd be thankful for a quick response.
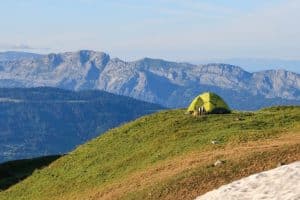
[1,0,300,71]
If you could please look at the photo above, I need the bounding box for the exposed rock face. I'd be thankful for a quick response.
[0,50,299,109]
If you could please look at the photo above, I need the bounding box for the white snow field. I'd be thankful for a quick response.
[196,161,300,200]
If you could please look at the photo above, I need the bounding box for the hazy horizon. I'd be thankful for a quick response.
[1,0,300,72]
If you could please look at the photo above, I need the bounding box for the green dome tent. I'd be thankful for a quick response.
[187,92,230,115]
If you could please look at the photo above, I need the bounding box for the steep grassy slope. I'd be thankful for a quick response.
[0,106,300,200]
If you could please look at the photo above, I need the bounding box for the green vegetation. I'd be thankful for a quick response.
[0,106,300,200]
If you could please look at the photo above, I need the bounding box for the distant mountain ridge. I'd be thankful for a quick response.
[0,50,299,110]
[0,87,162,163]
[0,51,42,61]
[199,58,300,73]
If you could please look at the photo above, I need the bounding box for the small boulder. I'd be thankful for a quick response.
[277,162,285,167]
[211,140,219,144]
[214,160,225,166]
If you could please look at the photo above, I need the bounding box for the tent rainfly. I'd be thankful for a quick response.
[187,92,230,115]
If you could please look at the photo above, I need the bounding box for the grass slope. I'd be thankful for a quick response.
[1,106,300,200]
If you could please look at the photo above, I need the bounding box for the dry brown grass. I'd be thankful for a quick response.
[68,132,300,200]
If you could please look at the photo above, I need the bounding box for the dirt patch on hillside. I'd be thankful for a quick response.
[160,144,300,200]
[66,132,300,200]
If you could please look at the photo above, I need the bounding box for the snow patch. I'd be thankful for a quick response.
[196,161,300,200]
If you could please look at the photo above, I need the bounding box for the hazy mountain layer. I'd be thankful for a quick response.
[0,87,162,163]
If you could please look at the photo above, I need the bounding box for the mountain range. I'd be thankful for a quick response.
[0,87,162,163]
[0,50,299,110]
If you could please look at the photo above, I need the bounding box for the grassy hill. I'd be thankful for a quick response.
[0,106,300,200]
